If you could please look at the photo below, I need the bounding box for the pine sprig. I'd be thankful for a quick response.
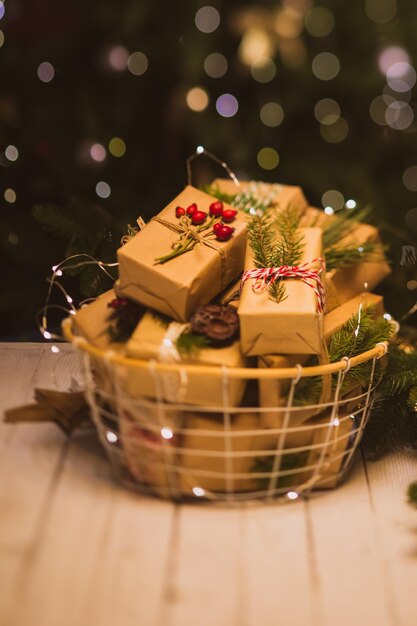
[407,482,417,507]
[200,184,237,205]
[363,342,417,459]
[176,332,210,355]
[294,309,394,404]
[247,207,303,303]
[321,206,372,249]
[325,241,385,271]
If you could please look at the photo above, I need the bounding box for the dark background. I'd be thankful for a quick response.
[1,0,417,339]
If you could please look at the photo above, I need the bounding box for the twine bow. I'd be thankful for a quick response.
[152,215,227,289]
[241,258,326,314]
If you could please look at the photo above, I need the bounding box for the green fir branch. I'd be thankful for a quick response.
[252,451,309,489]
[247,207,303,304]
[294,309,393,405]
[201,184,237,205]
[407,482,417,507]
[325,241,385,271]
[176,332,210,355]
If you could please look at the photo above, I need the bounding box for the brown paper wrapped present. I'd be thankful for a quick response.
[257,292,384,429]
[301,207,391,305]
[211,178,308,215]
[117,185,247,322]
[123,310,248,407]
[72,289,124,352]
[239,228,324,356]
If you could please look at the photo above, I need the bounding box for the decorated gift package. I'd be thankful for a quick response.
[210,177,308,216]
[52,165,396,501]
[116,185,247,322]
[258,292,385,428]
[123,306,249,407]
[239,225,325,356]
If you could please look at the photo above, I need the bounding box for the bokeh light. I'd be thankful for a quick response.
[250,57,276,83]
[0,2,4,21]
[314,98,340,125]
[216,94,238,118]
[402,166,417,191]
[4,188,16,203]
[186,87,209,112]
[127,51,148,76]
[386,62,416,92]
[405,207,417,231]
[257,147,279,170]
[260,102,284,127]
[320,117,349,143]
[90,143,106,162]
[204,53,228,78]
[312,52,340,80]
[274,8,303,39]
[385,101,414,130]
[37,62,55,83]
[0,31,4,48]
[8,233,19,245]
[95,181,111,198]
[5,145,19,161]
[238,28,274,66]
[108,137,126,157]
[370,95,391,125]
[365,0,397,24]
[304,7,335,38]
[108,46,128,71]
[322,189,345,211]
[195,6,220,34]
[378,47,409,75]
[407,280,417,290]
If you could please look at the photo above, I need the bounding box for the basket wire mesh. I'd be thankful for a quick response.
[65,320,388,504]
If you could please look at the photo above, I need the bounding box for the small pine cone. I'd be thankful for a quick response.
[190,304,239,343]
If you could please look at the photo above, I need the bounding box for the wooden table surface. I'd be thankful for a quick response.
[1,343,417,626]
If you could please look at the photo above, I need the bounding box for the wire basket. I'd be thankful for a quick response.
[63,317,388,504]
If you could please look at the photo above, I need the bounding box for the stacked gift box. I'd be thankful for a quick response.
[72,179,392,497]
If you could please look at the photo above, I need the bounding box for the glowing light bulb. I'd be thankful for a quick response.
[51,345,60,354]
[106,431,118,443]
[192,486,205,497]
[287,491,299,500]
[161,427,174,440]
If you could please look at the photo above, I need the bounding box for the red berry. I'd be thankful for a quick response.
[213,224,234,241]
[186,203,198,216]
[209,201,224,217]
[222,209,237,223]
[175,206,186,218]
[191,210,207,225]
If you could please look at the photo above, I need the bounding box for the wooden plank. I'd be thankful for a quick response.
[2,431,175,626]
[365,451,417,626]
[0,344,82,624]
[161,505,244,626]
[243,501,316,626]
[305,455,394,626]
[0,344,175,626]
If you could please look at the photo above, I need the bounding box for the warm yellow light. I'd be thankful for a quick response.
[257,147,279,170]
[108,137,126,157]
[186,87,209,112]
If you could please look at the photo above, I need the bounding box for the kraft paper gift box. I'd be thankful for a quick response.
[179,412,279,493]
[257,292,384,429]
[325,222,391,303]
[301,207,391,306]
[211,178,308,216]
[117,185,247,322]
[216,277,242,309]
[123,310,248,407]
[239,227,324,356]
[72,289,126,352]
[119,407,182,496]
[120,410,278,495]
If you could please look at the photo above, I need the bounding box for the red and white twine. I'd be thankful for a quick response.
[241,258,326,314]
